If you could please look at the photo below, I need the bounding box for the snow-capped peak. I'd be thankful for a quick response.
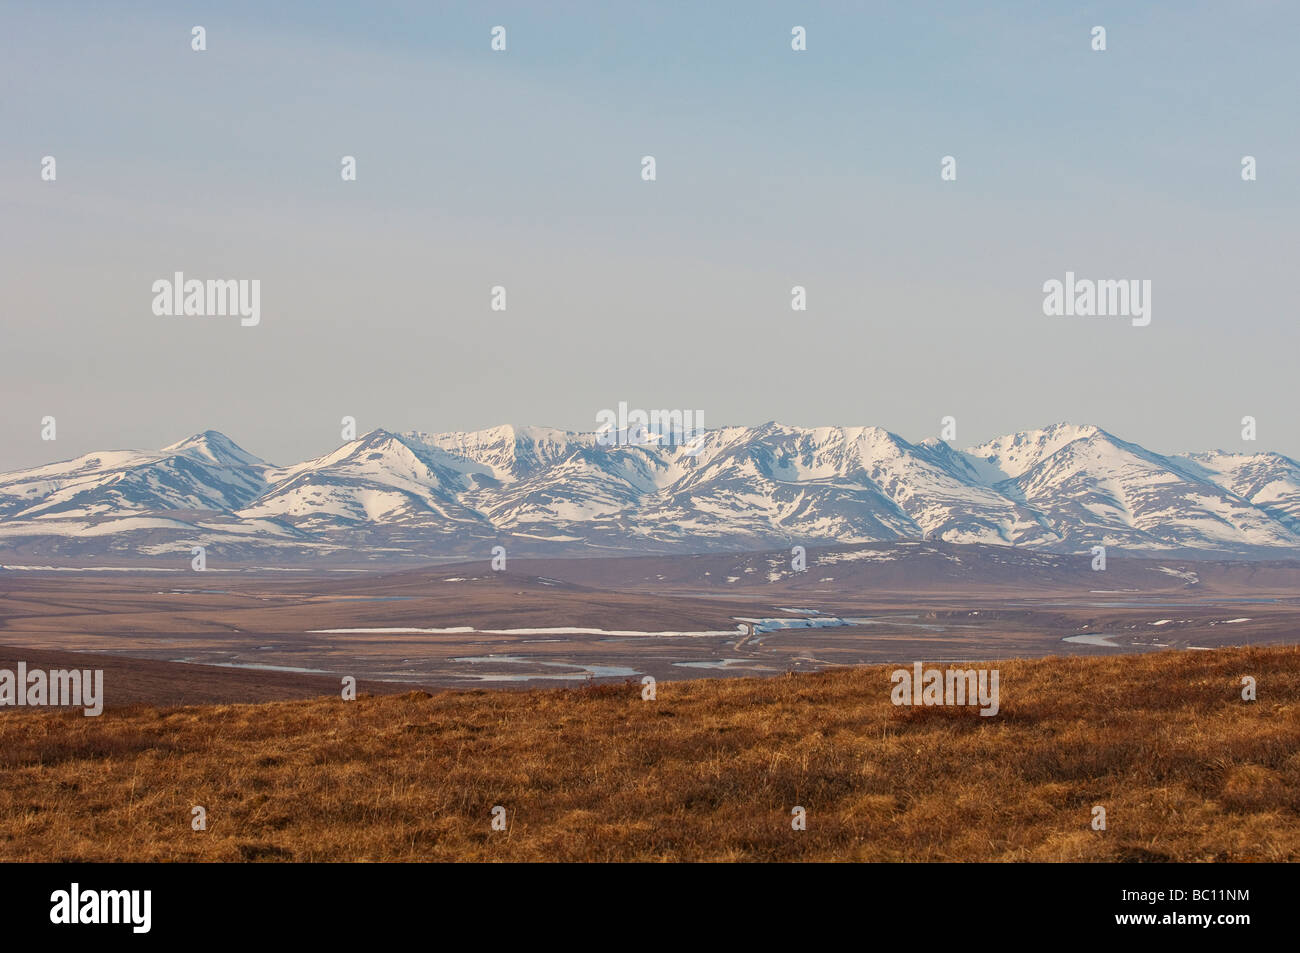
[162,430,266,468]
[3,421,1298,561]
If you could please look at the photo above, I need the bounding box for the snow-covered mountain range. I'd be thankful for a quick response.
[1,423,1298,564]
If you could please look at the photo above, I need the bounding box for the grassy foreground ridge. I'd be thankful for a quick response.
[2,646,1297,862]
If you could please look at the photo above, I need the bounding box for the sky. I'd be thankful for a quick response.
[2,0,1297,470]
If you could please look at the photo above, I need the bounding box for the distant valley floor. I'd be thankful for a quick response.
[1,544,1297,703]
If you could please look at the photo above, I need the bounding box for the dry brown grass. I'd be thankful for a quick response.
[1,646,1297,861]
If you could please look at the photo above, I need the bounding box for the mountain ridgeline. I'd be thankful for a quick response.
[1,423,1298,564]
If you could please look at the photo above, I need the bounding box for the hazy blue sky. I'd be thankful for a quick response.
[3,1,1297,469]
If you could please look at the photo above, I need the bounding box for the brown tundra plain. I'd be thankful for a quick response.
[1,645,1296,862]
